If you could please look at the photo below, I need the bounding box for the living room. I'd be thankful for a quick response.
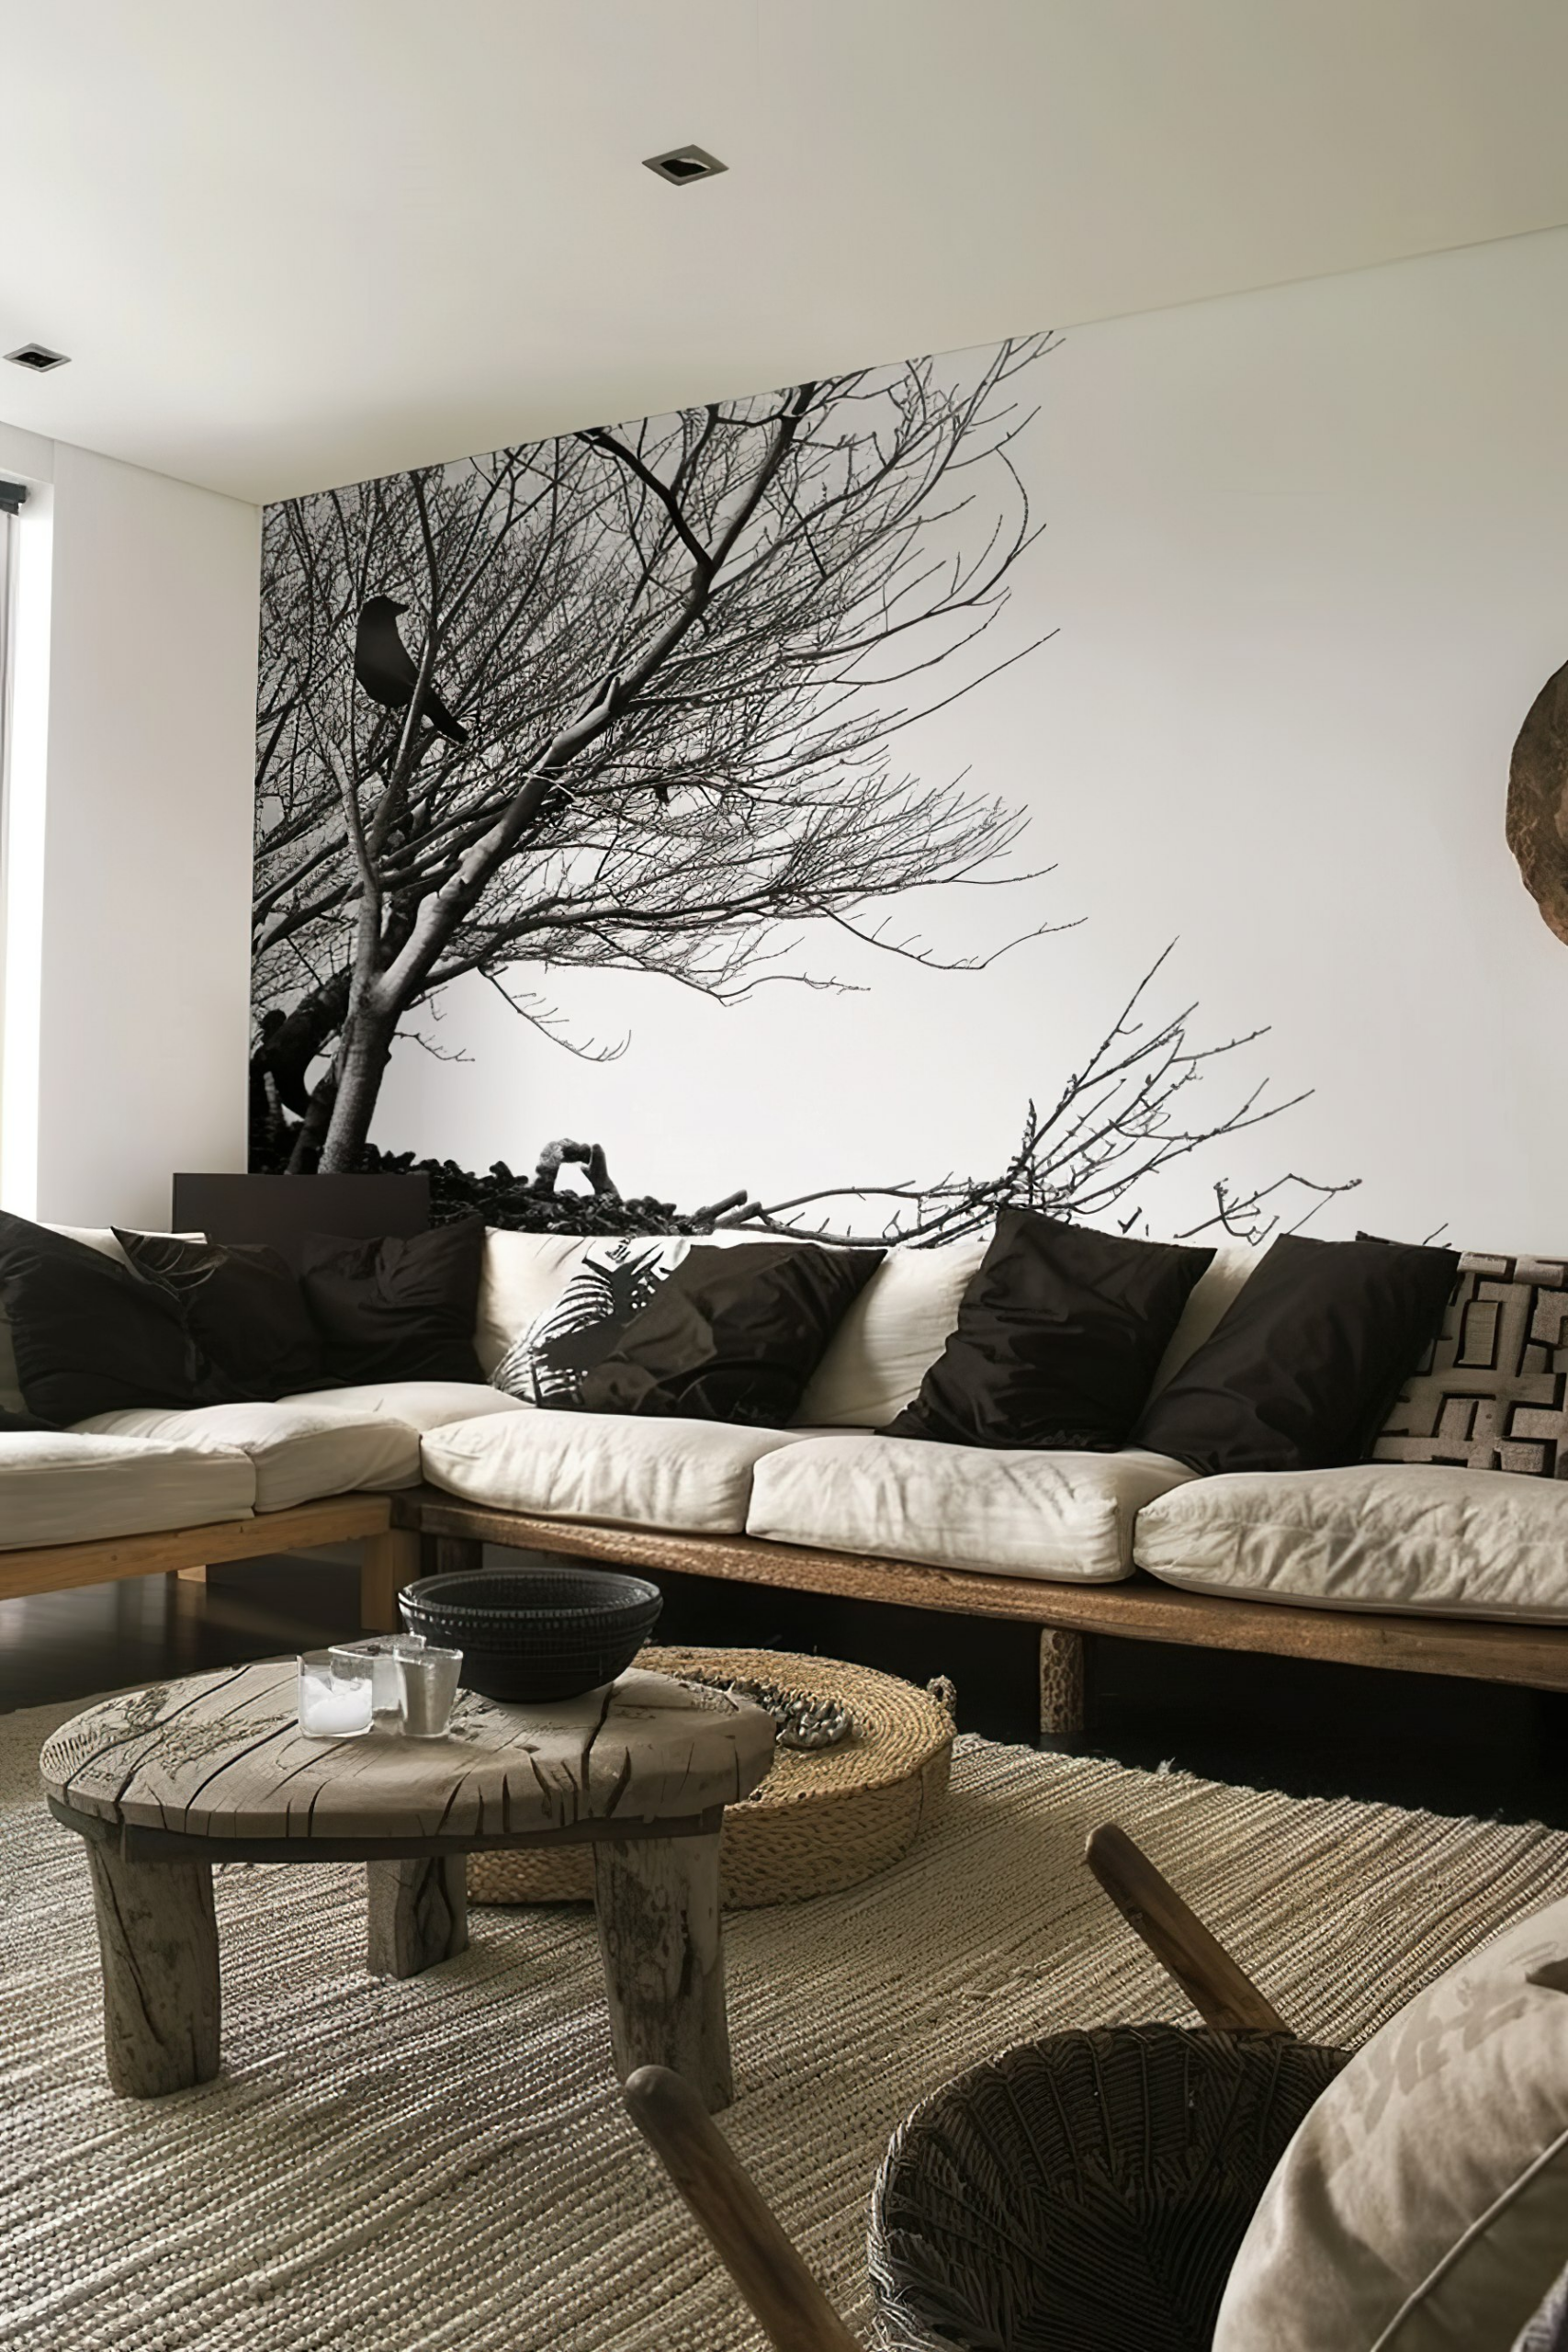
[3,6,1567,2347]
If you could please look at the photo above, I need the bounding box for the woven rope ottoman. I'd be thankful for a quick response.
[468,1645,956,1910]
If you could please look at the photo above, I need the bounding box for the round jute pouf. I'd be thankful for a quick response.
[467,1645,955,1910]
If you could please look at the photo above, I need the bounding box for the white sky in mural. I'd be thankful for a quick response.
[369,229,1568,1250]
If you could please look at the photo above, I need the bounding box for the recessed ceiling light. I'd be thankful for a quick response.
[6,343,70,373]
[642,144,728,187]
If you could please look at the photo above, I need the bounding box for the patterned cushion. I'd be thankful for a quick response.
[1214,1894,1568,2349]
[1372,1251,1568,1476]
[489,1236,689,1406]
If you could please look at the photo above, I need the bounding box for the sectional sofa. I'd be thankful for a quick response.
[5,1224,1567,1744]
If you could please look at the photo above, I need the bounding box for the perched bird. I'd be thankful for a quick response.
[354,595,468,745]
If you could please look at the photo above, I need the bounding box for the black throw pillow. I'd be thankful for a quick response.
[297,1217,486,1385]
[0,1213,232,1423]
[578,1241,885,1426]
[885,1210,1214,1452]
[114,1230,328,1401]
[0,1406,57,1432]
[1129,1231,1461,1476]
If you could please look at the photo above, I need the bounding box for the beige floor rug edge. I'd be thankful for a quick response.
[1,1700,1563,2352]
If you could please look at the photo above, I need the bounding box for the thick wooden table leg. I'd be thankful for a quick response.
[1039,1626,1087,1746]
[366,1854,469,1978]
[82,1841,220,2097]
[592,1828,732,2112]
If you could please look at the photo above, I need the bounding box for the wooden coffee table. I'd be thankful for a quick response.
[40,1659,774,2109]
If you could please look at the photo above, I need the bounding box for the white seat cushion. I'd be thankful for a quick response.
[420,1410,807,1535]
[280,1381,530,1434]
[1135,1462,1568,1622]
[73,1400,421,1512]
[748,1431,1198,1581]
[0,1431,255,1550]
[795,1234,990,1429]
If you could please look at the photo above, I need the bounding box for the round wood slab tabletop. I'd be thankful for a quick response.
[39,1659,776,1844]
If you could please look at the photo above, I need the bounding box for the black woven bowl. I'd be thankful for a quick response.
[870,2024,1348,2352]
[399,1559,662,1703]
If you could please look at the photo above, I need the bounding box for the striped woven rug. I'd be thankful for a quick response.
[1,1696,1563,2352]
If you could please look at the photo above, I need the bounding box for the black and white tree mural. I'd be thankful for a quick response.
[252,334,1348,1238]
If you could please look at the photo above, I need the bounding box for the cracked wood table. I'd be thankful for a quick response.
[39,1658,775,2110]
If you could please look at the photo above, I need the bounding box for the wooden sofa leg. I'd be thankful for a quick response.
[421,1533,484,1578]
[359,1528,420,1632]
[1039,1627,1087,1747]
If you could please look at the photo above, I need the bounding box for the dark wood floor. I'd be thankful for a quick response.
[4,1555,1565,1830]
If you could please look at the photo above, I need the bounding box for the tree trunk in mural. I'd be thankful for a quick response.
[1506,655,1568,947]
[251,345,1057,1168]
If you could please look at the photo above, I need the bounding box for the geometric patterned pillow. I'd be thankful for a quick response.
[1371,1251,1568,1477]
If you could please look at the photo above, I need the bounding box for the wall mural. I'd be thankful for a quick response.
[250,333,1348,1241]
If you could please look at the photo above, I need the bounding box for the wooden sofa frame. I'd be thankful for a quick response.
[395,1492,1568,1745]
[6,1485,1568,1746]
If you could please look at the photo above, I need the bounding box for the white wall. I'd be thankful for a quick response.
[369,222,1568,1252]
[1,438,259,1227]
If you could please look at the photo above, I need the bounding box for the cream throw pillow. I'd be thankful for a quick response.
[795,1233,989,1427]
[1215,1894,1568,2350]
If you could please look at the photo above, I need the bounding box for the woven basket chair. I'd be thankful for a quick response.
[869,2022,1344,2352]
[623,1823,1348,2352]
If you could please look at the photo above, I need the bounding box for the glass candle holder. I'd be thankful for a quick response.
[396,1645,464,1738]
[298,1648,374,1738]
[331,1634,427,1715]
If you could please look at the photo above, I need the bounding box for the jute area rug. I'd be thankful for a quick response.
[2,1698,1565,2352]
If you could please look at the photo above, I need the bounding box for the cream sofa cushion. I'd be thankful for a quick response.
[1134,1462,1568,1622]
[1215,1895,1568,2352]
[748,1430,1197,1581]
[281,1380,528,1434]
[74,1400,420,1512]
[421,1409,807,1535]
[0,1431,255,1549]
[795,1233,990,1429]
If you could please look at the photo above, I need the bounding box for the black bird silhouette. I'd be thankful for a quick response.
[354,595,468,745]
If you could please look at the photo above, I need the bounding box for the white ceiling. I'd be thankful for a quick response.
[6,0,1568,505]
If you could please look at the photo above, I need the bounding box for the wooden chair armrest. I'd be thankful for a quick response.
[623,2064,863,2352]
[1085,1822,1290,2035]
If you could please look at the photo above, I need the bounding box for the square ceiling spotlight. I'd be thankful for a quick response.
[643,144,728,187]
[5,343,70,372]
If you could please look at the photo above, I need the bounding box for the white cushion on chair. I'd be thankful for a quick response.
[0,1431,255,1549]
[748,1430,1197,1581]
[420,1408,806,1535]
[1215,1895,1568,2351]
[1134,1462,1568,1622]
